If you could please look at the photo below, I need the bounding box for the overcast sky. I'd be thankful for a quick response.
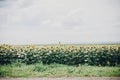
[0,0,120,44]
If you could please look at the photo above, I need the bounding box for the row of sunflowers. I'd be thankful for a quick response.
[0,44,120,66]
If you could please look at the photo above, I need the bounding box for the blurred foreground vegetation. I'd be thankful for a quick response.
[0,63,120,77]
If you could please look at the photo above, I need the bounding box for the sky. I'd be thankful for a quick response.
[0,0,120,44]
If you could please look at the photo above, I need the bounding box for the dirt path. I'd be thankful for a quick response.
[0,77,120,80]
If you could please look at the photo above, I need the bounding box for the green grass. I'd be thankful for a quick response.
[0,63,120,77]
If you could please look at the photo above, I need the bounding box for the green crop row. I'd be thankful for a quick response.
[0,44,120,66]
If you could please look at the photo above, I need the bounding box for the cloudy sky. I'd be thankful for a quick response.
[0,0,120,44]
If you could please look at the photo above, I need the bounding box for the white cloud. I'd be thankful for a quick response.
[0,0,120,44]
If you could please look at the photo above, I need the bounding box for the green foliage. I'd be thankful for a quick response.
[33,64,48,72]
[0,64,12,77]
[0,44,120,66]
[0,63,120,77]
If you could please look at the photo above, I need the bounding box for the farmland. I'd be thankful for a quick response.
[0,44,120,77]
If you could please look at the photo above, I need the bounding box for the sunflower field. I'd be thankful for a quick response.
[0,44,120,66]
